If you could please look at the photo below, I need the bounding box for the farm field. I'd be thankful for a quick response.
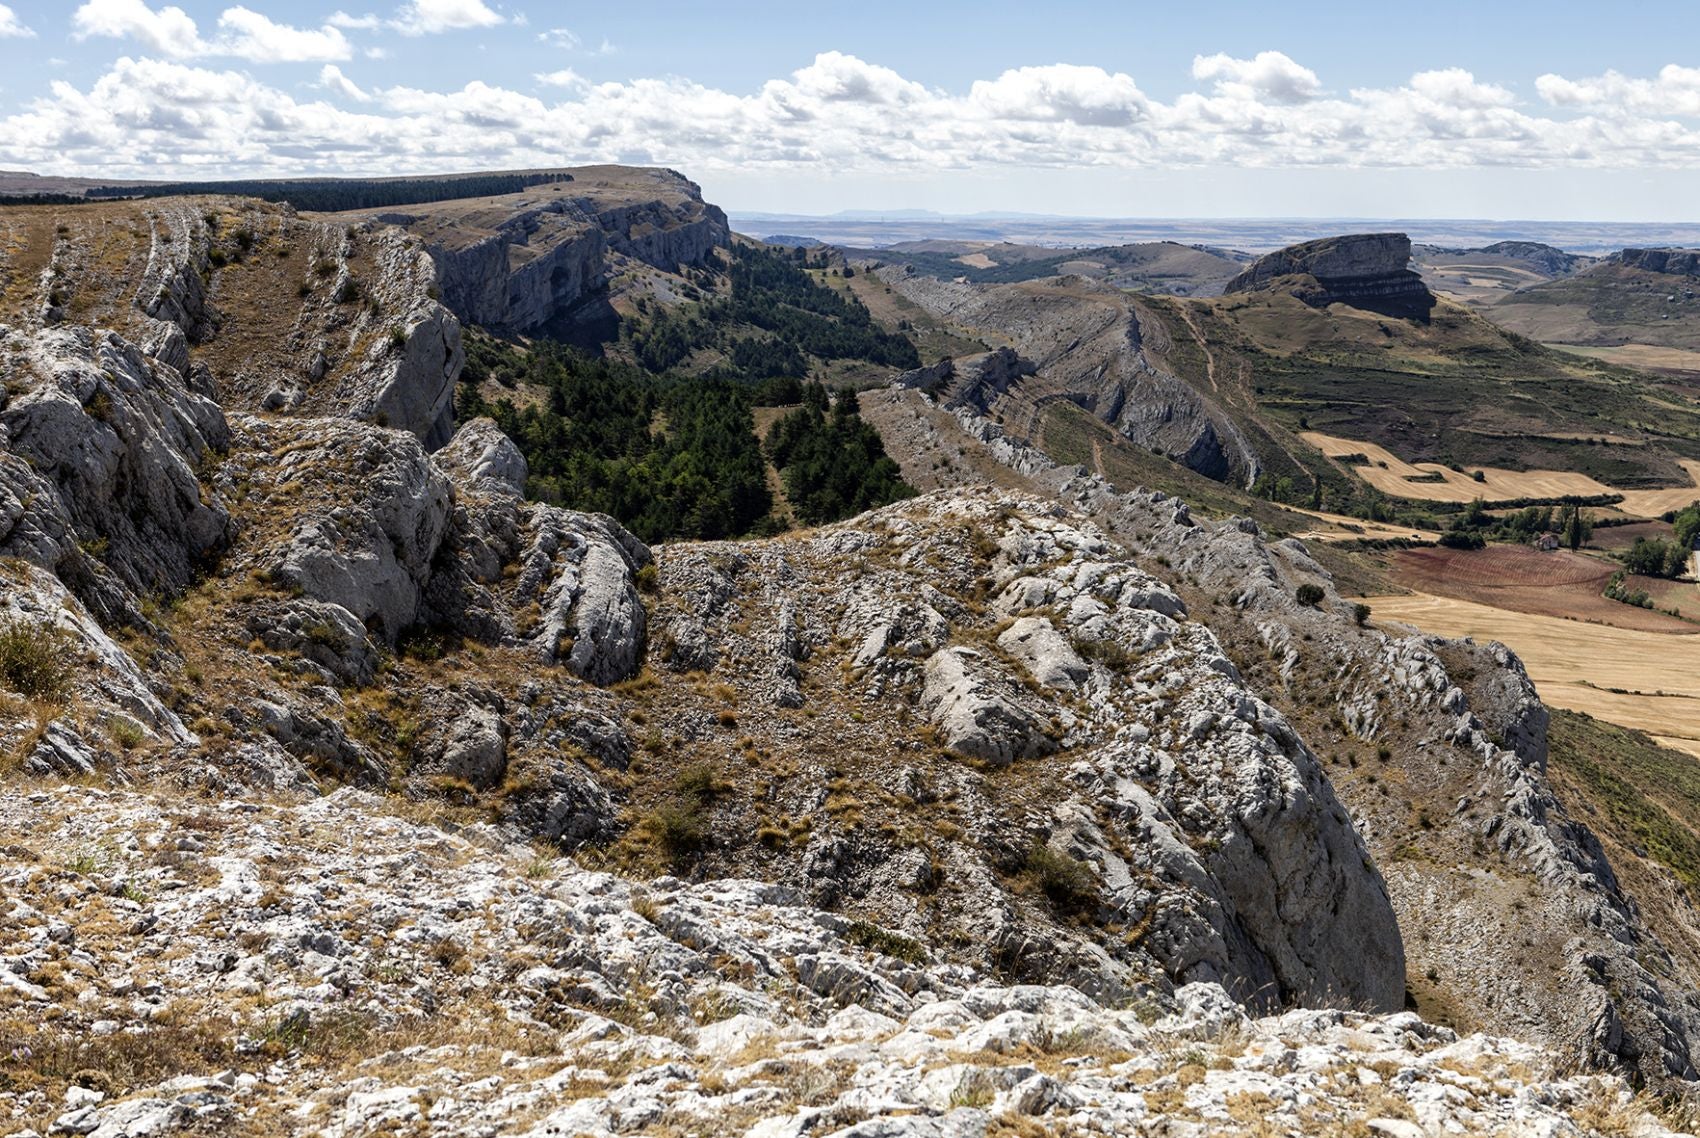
[1364,591,1700,759]
[1388,545,1696,632]
[1303,430,1700,516]
[1554,343,1700,376]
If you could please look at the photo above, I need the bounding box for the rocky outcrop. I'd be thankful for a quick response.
[1480,240,1583,275]
[1619,247,1700,276]
[369,168,732,335]
[1224,233,1435,318]
[1,784,1679,1138]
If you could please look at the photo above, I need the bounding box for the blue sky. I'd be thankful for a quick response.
[3,1,1700,219]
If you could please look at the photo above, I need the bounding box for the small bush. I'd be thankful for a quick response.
[1352,602,1372,627]
[0,617,74,702]
[1295,583,1326,607]
[634,563,659,594]
[645,800,708,860]
[1024,842,1098,913]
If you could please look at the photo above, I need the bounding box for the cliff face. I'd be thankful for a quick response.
[1225,232,1435,319]
[1619,247,1700,276]
[352,167,731,335]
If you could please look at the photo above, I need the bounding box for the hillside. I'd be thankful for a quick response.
[1491,252,1700,375]
[5,170,1700,1132]
[855,239,1246,295]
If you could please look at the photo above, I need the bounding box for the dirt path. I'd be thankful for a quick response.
[1363,590,1700,758]
[1176,304,1220,396]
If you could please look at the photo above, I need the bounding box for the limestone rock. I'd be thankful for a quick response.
[996,616,1087,692]
[920,647,1055,765]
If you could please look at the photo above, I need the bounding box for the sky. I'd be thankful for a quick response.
[3,1,1700,219]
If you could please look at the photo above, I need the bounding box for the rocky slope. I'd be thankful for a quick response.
[2,783,1679,1138]
[0,196,462,447]
[1223,234,1435,319]
[875,268,1263,486]
[341,166,730,336]
[862,382,1700,1089]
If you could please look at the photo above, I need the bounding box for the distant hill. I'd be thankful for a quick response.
[1491,250,1700,359]
[854,239,1246,296]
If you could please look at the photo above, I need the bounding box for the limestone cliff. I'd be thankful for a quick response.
[1619,247,1700,276]
[349,166,731,335]
[1224,232,1436,318]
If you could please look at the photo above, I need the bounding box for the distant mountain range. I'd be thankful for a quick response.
[730,211,1700,255]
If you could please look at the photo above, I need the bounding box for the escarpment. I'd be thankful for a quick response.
[1224,232,1436,318]
[350,166,732,335]
[1618,247,1700,276]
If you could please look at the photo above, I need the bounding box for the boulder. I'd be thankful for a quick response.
[920,647,1055,765]
[996,616,1088,692]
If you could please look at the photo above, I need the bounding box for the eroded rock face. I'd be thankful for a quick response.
[1223,232,1435,318]
[1619,247,1700,276]
[238,416,453,641]
[0,323,230,599]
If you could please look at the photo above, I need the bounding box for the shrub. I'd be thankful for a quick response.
[1024,842,1098,913]
[1352,602,1372,627]
[0,616,74,702]
[645,800,708,860]
[1295,583,1326,607]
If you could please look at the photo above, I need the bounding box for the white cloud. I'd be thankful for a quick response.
[538,26,578,49]
[72,0,352,62]
[1193,51,1321,104]
[392,0,503,35]
[0,3,34,37]
[72,0,203,57]
[1537,64,1700,117]
[329,10,382,30]
[217,7,351,62]
[318,64,371,102]
[10,51,1700,182]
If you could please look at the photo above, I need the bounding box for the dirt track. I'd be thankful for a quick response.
[1364,591,1700,758]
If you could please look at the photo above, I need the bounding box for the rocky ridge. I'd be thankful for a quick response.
[878,269,1262,486]
[0,196,463,447]
[0,784,1682,1138]
[860,381,1700,1089]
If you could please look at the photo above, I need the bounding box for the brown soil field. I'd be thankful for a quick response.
[1363,591,1700,758]
[1304,430,1700,518]
[1388,545,1696,633]
[1589,520,1671,551]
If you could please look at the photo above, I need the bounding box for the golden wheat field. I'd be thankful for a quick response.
[1302,430,1700,517]
[1365,591,1700,758]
